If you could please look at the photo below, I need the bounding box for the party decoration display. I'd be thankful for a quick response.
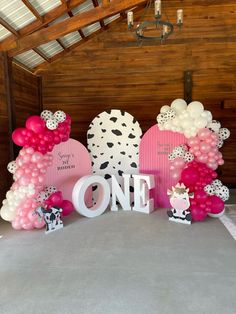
[167,183,193,224]
[187,128,223,170]
[34,205,63,234]
[139,125,186,208]
[157,99,212,138]
[87,109,142,204]
[204,179,230,202]
[156,99,230,222]
[0,110,73,230]
[72,174,155,218]
[44,139,92,203]
[12,110,71,154]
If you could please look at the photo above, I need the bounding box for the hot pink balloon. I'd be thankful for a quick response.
[181,167,199,186]
[61,200,74,216]
[12,128,27,146]
[208,195,224,214]
[26,116,46,133]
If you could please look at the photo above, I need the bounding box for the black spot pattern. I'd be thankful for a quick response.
[122,123,127,127]
[102,129,106,133]
[107,142,114,148]
[92,185,98,191]
[87,133,94,139]
[104,174,111,180]
[128,133,135,139]
[112,129,122,136]
[110,117,117,122]
[118,170,123,176]
[130,162,137,168]
[118,161,121,165]
[133,117,137,124]
[100,161,109,169]
[130,186,134,192]
[93,155,97,159]
[133,144,138,147]
[121,151,125,155]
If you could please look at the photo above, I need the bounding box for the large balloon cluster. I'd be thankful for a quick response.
[0,110,74,230]
[12,110,71,154]
[157,99,231,222]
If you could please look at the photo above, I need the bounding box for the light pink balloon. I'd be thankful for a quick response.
[198,154,208,163]
[218,159,224,165]
[173,157,185,169]
[198,128,211,140]
[200,143,211,153]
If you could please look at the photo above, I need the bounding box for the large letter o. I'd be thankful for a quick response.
[72,175,110,218]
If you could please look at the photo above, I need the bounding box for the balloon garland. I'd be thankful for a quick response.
[0,110,74,230]
[157,99,230,222]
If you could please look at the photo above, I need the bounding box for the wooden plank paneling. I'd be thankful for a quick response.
[41,1,236,186]
[12,64,41,129]
[0,59,40,203]
[0,53,12,201]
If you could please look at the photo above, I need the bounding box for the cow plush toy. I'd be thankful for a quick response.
[35,206,63,234]
[167,183,193,225]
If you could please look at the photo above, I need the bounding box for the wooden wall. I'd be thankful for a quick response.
[0,56,40,203]
[40,0,236,186]
[0,53,11,202]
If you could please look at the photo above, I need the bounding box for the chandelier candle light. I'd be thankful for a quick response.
[127,0,183,42]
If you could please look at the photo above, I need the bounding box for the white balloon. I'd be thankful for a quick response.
[208,120,221,133]
[187,101,204,118]
[170,99,187,114]
[182,119,193,129]
[0,206,15,221]
[160,105,170,113]
[194,117,208,129]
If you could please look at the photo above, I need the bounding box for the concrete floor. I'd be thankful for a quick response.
[0,209,236,314]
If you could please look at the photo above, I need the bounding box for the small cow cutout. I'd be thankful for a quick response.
[167,183,193,225]
[35,206,63,234]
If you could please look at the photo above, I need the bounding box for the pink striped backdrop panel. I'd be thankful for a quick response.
[139,125,186,209]
[45,138,92,202]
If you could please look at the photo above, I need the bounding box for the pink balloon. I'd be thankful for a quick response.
[171,169,181,180]
[12,128,27,146]
[208,195,224,214]
[181,167,199,186]
[194,190,208,202]
[26,116,46,133]
[191,206,207,221]
[198,128,211,140]
[173,157,185,169]
[197,154,208,163]
[46,191,63,207]
[200,143,211,153]
[61,200,74,216]
[12,220,22,230]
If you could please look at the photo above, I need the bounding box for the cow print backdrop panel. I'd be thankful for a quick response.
[87,110,142,205]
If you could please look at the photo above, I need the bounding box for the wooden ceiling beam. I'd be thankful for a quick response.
[92,0,106,28]
[68,11,85,38]
[0,0,87,51]
[6,0,147,57]
[21,0,43,21]
[0,17,19,37]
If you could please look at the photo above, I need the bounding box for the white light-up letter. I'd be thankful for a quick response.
[132,174,155,214]
[72,175,110,218]
[111,174,131,211]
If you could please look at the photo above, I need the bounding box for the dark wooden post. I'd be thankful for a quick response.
[184,71,192,104]
[3,52,16,160]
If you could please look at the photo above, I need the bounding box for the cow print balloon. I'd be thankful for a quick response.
[7,161,17,174]
[54,110,66,123]
[45,185,57,197]
[204,184,215,196]
[87,110,142,206]
[218,128,230,140]
[41,110,54,121]
[46,118,58,130]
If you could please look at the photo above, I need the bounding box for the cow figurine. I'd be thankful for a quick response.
[34,206,63,234]
[167,183,193,225]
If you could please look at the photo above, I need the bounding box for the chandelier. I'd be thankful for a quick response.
[127,0,183,42]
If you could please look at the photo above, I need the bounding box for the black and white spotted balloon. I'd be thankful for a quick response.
[45,185,57,197]
[54,110,66,123]
[7,161,17,174]
[46,118,58,130]
[41,110,54,121]
[215,186,229,202]
[204,184,215,196]
[218,128,230,140]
